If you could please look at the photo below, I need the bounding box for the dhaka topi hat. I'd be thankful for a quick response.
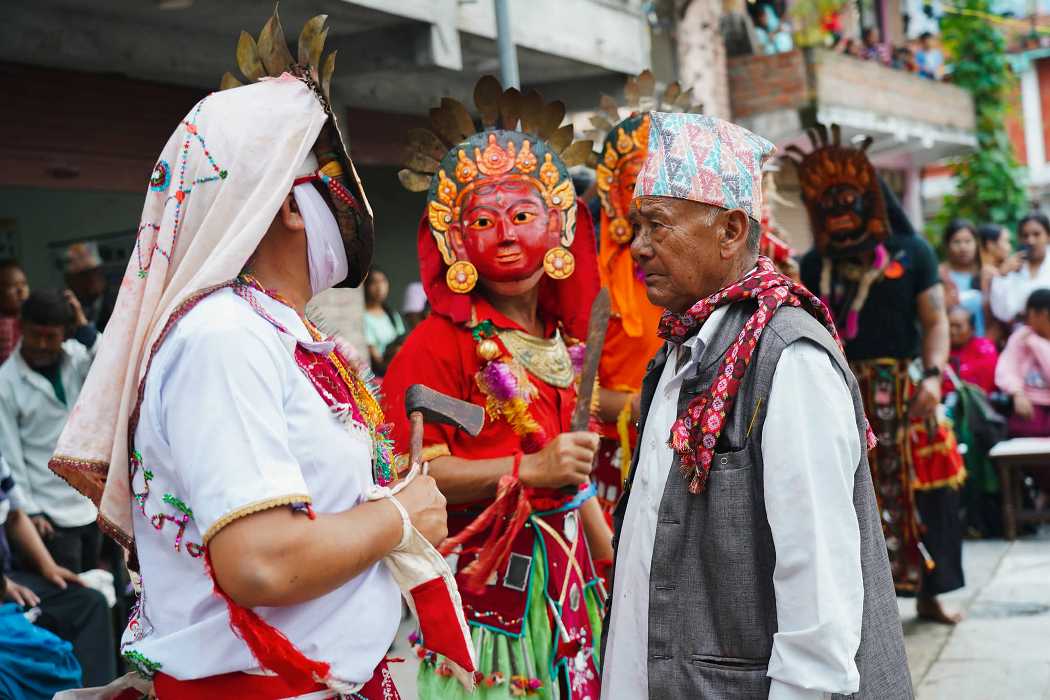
[634,112,775,221]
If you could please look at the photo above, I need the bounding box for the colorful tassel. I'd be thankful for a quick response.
[204,550,330,686]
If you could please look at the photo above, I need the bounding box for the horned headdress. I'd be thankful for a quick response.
[588,70,703,244]
[398,76,594,293]
[219,8,375,287]
[782,123,888,256]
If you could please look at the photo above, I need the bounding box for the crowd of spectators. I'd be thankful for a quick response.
[836,29,946,79]
[935,215,1050,535]
[0,245,124,697]
[740,1,948,81]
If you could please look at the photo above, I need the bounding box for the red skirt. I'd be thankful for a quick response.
[151,658,400,700]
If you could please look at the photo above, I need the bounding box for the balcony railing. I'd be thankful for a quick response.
[728,48,976,163]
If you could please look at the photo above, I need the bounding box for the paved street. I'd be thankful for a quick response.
[391,529,1050,699]
[905,528,1050,699]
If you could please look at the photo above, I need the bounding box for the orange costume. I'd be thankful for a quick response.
[588,74,700,512]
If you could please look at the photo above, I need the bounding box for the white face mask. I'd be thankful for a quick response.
[293,181,348,296]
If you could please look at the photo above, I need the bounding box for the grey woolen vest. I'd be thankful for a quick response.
[603,302,912,699]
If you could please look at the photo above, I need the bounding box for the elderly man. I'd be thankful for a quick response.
[600,113,910,699]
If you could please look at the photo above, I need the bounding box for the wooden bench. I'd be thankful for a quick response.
[989,438,1050,540]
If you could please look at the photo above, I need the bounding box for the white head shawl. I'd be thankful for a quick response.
[50,76,330,550]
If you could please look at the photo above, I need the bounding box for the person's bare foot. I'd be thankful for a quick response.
[916,595,964,625]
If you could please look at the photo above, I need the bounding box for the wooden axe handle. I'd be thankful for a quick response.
[409,411,424,471]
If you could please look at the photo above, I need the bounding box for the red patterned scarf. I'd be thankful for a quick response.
[657,256,876,494]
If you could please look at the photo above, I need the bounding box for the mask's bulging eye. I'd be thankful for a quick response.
[513,211,536,224]
[470,216,494,230]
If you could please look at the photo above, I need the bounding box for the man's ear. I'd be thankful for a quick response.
[278,193,306,233]
[719,208,751,259]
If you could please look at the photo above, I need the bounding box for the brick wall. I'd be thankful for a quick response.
[1038,58,1050,163]
[729,49,975,135]
[727,51,808,120]
[0,63,207,193]
[1006,80,1027,167]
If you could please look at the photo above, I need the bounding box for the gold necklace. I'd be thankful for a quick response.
[497,329,574,388]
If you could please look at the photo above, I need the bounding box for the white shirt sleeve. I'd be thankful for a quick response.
[155,321,311,543]
[0,379,38,515]
[762,341,863,699]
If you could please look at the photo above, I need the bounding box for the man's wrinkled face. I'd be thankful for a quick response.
[818,184,873,254]
[450,179,559,284]
[629,196,726,313]
[0,267,28,316]
[20,322,65,369]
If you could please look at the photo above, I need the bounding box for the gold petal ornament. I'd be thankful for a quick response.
[236,32,265,82]
[399,75,593,295]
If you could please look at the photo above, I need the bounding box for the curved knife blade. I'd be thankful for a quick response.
[570,288,611,432]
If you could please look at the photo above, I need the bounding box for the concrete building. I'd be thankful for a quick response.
[1,0,986,337]
[725,46,976,252]
[921,34,1050,221]
[0,0,653,345]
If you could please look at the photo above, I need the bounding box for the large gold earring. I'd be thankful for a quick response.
[446,260,478,294]
[543,247,575,280]
[608,217,633,245]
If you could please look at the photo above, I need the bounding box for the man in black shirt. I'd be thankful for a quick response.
[789,125,964,624]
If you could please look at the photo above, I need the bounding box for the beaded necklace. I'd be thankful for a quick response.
[234,273,394,485]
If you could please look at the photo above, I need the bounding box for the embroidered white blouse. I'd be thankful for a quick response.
[124,286,400,684]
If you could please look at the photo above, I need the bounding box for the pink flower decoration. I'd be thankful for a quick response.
[480,360,518,401]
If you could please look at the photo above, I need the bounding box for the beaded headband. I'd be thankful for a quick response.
[398,76,593,268]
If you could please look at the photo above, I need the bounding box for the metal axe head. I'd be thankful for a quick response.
[405,384,484,436]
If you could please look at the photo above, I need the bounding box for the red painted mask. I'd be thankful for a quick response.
[450,178,561,284]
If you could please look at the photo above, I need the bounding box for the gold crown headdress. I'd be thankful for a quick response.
[218,7,375,287]
[589,71,703,244]
[399,76,594,292]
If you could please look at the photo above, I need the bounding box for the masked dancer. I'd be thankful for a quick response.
[48,11,451,697]
[791,126,965,624]
[384,77,612,699]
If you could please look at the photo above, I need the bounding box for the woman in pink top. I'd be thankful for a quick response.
[996,288,1050,437]
[945,306,998,396]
